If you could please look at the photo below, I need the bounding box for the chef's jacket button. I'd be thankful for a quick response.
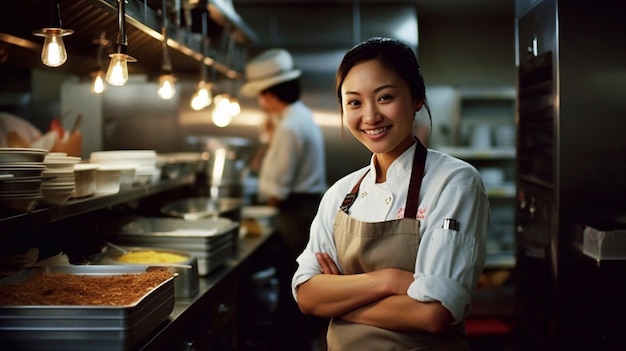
[385,197,392,204]
[360,191,367,198]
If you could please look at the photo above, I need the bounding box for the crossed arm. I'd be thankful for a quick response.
[295,252,454,334]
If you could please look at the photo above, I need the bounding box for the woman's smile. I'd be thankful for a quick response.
[363,126,391,136]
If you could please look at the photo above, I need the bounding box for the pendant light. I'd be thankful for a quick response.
[190,6,212,110]
[106,0,136,86]
[91,32,110,94]
[33,1,73,67]
[157,0,176,100]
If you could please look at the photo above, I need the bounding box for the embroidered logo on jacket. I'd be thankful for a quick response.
[397,207,427,219]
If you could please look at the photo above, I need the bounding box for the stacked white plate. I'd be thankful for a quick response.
[0,148,48,212]
[41,153,81,205]
[90,150,159,186]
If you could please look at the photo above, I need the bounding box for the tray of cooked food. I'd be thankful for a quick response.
[0,265,175,351]
[91,245,200,298]
[109,217,239,276]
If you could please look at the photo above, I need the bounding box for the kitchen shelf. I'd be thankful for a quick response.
[0,175,195,230]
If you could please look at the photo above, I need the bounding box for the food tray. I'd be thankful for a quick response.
[91,246,200,298]
[0,265,175,351]
[106,217,239,276]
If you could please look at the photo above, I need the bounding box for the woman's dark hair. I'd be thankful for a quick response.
[335,37,432,128]
[262,78,301,104]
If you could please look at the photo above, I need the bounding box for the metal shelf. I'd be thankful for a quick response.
[0,175,195,230]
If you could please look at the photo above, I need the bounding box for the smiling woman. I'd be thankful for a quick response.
[291,37,489,350]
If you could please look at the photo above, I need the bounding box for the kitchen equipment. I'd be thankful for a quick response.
[186,136,253,198]
[0,265,175,351]
[91,245,200,298]
[160,196,243,222]
[112,217,239,276]
[582,226,626,261]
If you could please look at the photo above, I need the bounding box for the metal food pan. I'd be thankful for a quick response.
[113,227,237,254]
[160,197,243,222]
[120,217,238,237]
[114,217,239,251]
[0,265,175,351]
[113,232,236,276]
[91,247,200,298]
[196,242,237,276]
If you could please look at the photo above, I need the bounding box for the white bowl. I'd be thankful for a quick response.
[0,148,48,163]
[71,163,99,198]
[95,168,121,194]
[44,156,82,172]
[41,187,74,205]
[0,194,42,212]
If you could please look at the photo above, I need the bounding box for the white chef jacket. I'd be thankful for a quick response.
[258,101,327,201]
[292,143,489,323]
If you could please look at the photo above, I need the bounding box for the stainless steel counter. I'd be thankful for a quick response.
[137,230,278,351]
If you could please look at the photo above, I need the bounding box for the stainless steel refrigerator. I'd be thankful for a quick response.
[515,0,626,350]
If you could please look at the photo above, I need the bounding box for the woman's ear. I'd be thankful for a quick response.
[415,101,424,112]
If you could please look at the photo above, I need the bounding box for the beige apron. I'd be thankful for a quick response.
[327,140,467,351]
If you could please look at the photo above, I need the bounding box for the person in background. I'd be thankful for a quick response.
[241,48,327,259]
[291,37,489,350]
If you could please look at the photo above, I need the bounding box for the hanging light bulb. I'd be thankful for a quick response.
[106,0,136,86]
[157,0,176,100]
[212,107,233,128]
[90,32,110,95]
[228,97,241,116]
[33,2,73,67]
[91,70,106,94]
[158,74,176,99]
[214,94,230,112]
[190,81,212,110]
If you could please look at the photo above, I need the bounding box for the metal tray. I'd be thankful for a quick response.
[0,265,175,351]
[113,232,236,276]
[160,197,243,222]
[90,246,200,298]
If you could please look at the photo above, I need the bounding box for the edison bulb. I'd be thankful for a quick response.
[106,53,136,86]
[190,82,212,110]
[158,74,176,100]
[34,28,73,67]
[228,98,241,116]
[91,70,106,94]
[212,108,233,127]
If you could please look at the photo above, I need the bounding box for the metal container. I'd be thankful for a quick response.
[0,265,175,351]
[112,217,239,276]
[160,196,243,222]
[91,246,200,298]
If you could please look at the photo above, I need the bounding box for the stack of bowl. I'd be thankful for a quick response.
[41,153,81,205]
[90,150,159,186]
[0,148,48,212]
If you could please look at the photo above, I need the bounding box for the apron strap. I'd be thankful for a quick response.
[340,169,370,214]
[404,139,427,219]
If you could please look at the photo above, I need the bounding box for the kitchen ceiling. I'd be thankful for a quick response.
[231,0,513,15]
[0,0,512,80]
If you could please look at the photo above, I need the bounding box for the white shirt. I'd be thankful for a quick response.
[258,101,327,201]
[292,143,489,323]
